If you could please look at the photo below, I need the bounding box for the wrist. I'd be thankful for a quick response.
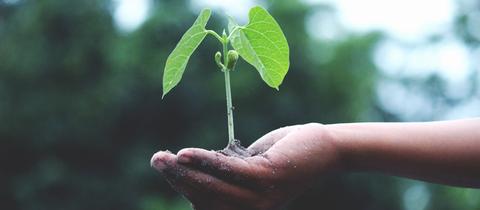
[323,123,362,173]
[300,123,356,174]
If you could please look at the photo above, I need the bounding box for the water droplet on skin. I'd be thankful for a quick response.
[177,169,187,178]
[220,163,229,171]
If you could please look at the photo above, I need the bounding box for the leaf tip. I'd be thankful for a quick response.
[251,5,264,11]
[162,87,171,99]
[202,8,212,14]
[199,8,212,21]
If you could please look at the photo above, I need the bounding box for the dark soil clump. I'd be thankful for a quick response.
[219,139,253,158]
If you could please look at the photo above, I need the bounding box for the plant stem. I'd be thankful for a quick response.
[222,37,235,144]
[206,30,223,43]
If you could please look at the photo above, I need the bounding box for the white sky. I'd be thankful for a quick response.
[190,0,257,23]
[303,0,456,42]
[113,0,151,32]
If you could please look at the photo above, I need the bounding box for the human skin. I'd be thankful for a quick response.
[151,118,480,210]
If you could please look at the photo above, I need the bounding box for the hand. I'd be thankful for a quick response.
[151,123,342,210]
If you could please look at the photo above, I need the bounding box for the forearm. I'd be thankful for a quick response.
[325,118,480,188]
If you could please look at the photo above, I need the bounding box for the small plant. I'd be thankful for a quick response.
[162,6,289,156]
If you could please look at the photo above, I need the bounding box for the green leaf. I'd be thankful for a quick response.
[162,9,211,98]
[227,16,238,34]
[229,6,290,89]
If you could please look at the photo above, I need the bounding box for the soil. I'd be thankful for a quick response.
[219,139,253,158]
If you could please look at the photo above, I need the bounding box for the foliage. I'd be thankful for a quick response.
[229,6,290,89]
[162,6,290,95]
[162,9,211,97]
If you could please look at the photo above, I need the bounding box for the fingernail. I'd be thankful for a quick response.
[177,154,191,164]
[152,158,166,171]
[150,153,167,170]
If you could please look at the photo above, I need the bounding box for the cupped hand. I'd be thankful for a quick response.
[151,123,342,210]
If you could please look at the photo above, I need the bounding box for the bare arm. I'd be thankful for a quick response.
[329,118,480,187]
[151,118,480,210]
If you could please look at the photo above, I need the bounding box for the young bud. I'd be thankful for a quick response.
[214,51,225,70]
[226,50,239,70]
[222,29,228,39]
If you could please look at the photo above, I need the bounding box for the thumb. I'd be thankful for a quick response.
[248,125,300,155]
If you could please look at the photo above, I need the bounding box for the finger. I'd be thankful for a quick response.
[166,167,257,206]
[159,157,258,207]
[151,151,203,200]
[151,150,176,172]
[177,148,268,184]
[262,131,305,164]
[264,126,337,177]
[248,125,300,155]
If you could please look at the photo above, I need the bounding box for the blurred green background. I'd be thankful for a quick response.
[0,0,479,209]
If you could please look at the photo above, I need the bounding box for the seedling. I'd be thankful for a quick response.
[162,6,289,155]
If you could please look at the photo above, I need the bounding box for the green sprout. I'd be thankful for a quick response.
[162,6,290,148]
